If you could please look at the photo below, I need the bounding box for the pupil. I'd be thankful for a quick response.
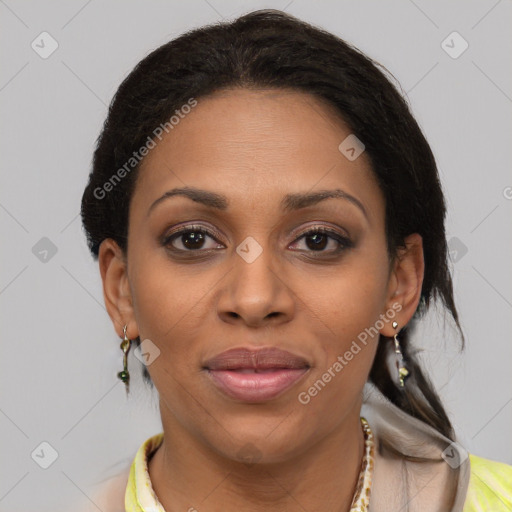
[183,232,204,249]
[306,233,327,251]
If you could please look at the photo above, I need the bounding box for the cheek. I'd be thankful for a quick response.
[307,255,390,344]
[295,294,381,423]
[296,253,389,398]
[128,250,207,365]
[129,267,207,416]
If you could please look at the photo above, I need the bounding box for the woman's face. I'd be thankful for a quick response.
[103,88,410,463]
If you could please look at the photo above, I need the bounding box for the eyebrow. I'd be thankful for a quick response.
[147,186,368,219]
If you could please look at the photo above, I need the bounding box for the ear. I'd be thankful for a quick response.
[380,233,424,337]
[98,238,139,339]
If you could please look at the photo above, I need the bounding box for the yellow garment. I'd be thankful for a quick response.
[125,432,165,512]
[124,432,512,511]
[464,454,512,511]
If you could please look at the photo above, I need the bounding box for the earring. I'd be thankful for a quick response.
[117,325,131,394]
[392,321,409,388]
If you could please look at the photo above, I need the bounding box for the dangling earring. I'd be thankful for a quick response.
[117,325,131,394]
[392,321,409,387]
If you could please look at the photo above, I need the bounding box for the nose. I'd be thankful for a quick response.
[216,244,295,328]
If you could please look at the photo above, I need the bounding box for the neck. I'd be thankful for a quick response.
[148,402,365,512]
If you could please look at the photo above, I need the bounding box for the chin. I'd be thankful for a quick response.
[203,411,318,465]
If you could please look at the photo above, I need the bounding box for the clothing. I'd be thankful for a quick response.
[81,384,512,511]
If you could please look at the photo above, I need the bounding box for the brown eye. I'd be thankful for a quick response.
[290,227,353,254]
[304,232,329,251]
[163,225,224,252]
[178,230,207,250]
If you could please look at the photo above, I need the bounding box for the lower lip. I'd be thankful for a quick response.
[206,368,309,403]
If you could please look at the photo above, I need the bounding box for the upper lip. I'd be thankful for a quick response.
[204,347,310,371]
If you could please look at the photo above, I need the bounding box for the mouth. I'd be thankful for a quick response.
[203,347,310,403]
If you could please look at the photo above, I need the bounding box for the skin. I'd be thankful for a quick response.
[99,88,424,512]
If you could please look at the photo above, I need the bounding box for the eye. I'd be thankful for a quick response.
[289,227,352,254]
[162,224,352,255]
[163,225,224,252]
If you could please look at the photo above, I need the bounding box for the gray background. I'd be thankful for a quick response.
[0,1,511,510]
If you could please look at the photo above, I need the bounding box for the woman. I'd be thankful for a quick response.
[80,9,511,511]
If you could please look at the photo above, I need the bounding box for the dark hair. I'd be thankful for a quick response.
[81,9,463,439]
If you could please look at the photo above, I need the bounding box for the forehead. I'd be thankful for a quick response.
[132,88,382,219]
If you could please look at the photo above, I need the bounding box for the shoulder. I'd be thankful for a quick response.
[86,432,164,512]
[92,467,131,512]
[71,432,165,512]
[69,465,130,512]
[463,454,512,511]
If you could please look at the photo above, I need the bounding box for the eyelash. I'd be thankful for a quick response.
[162,224,353,256]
